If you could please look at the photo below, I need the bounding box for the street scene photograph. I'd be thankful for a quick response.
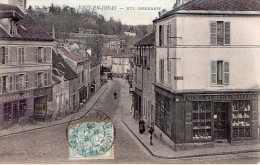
[0,0,260,164]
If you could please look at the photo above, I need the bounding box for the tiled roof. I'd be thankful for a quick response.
[134,32,155,47]
[52,50,78,80]
[155,0,260,21]
[0,3,53,41]
[57,47,88,64]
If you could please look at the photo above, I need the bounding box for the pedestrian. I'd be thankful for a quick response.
[113,91,117,99]
[148,123,155,145]
[130,103,134,115]
[139,119,145,134]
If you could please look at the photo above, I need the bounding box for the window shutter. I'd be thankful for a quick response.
[0,47,3,64]
[223,61,229,84]
[35,73,38,87]
[161,59,164,83]
[6,76,9,92]
[44,72,48,86]
[210,22,217,45]
[165,25,168,46]
[9,75,12,91]
[224,22,230,45]
[211,61,217,84]
[0,76,2,93]
[161,25,164,46]
[35,48,38,62]
[5,47,9,63]
[25,74,28,89]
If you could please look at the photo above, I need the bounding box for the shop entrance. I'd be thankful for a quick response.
[213,102,231,142]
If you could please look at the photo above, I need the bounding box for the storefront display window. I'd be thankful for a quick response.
[192,102,212,140]
[3,102,12,122]
[232,101,251,138]
[155,93,171,136]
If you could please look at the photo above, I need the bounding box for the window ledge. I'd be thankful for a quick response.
[210,84,229,87]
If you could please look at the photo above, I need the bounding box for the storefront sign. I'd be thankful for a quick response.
[183,93,258,101]
[0,92,33,104]
[174,76,183,80]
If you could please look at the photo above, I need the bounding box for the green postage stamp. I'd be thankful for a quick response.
[68,121,114,160]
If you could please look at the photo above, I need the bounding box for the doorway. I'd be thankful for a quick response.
[213,102,231,142]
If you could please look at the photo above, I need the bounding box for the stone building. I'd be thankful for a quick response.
[153,0,260,150]
[0,0,54,127]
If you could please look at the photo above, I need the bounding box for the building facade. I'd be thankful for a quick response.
[0,1,54,127]
[133,32,156,125]
[153,0,260,150]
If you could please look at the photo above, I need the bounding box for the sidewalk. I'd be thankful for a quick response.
[121,81,260,159]
[0,83,108,137]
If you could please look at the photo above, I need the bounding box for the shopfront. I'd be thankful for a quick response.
[155,85,259,150]
[33,87,52,121]
[0,91,34,128]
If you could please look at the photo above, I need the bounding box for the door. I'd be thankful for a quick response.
[12,101,18,123]
[214,102,230,141]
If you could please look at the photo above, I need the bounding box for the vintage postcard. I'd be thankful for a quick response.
[0,0,259,164]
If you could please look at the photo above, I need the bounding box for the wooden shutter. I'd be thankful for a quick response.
[223,61,229,84]
[25,74,28,89]
[9,75,13,91]
[211,61,217,84]
[0,76,2,93]
[44,72,48,86]
[35,73,38,87]
[35,47,38,62]
[161,59,164,83]
[210,22,217,45]
[43,48,47,62]
[224,22,230,45]
[4,47,9,64]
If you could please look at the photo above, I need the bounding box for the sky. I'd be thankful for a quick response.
[1,0,176,25]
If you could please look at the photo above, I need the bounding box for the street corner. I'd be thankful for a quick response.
[67,121,115,160]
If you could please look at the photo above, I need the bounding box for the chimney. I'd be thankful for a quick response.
[158,9,167,17]
[8,0,27,13]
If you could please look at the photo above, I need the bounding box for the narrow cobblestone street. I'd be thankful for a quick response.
[0,79,259,164]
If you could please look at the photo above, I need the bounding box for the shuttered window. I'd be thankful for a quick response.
[43,48,47,62]
[159,25,164,46]
[18,47,25,63]
[210,21,230,45]
[15,75,19,90]
[211,61,229,85]
[0,47,9,64]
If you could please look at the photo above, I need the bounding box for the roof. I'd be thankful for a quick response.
[86,53,100,68]
[134,32,155,47]
[0,3,53,41]
[57,47,88,65]
[155,0,260,21]
[52,50,78,80]
[52,75,61,84]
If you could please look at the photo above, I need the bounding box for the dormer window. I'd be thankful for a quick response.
[10,19,17,35]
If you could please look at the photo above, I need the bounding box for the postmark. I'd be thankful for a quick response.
[68,121,114,160]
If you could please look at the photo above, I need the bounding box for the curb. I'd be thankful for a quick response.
[0,83,109,138]
[121,81,260,160]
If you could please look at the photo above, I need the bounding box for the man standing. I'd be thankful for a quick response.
[139,119,145,134]
[148,123,155,145]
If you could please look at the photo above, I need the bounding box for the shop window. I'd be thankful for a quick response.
[211,61,229,85]
[192,102,212,140]
[3,102,12,122]
[232,101,251,138]
[155,93,171,136]
[210,21,230,45]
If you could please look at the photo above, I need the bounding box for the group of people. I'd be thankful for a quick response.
[139,119,154,145]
